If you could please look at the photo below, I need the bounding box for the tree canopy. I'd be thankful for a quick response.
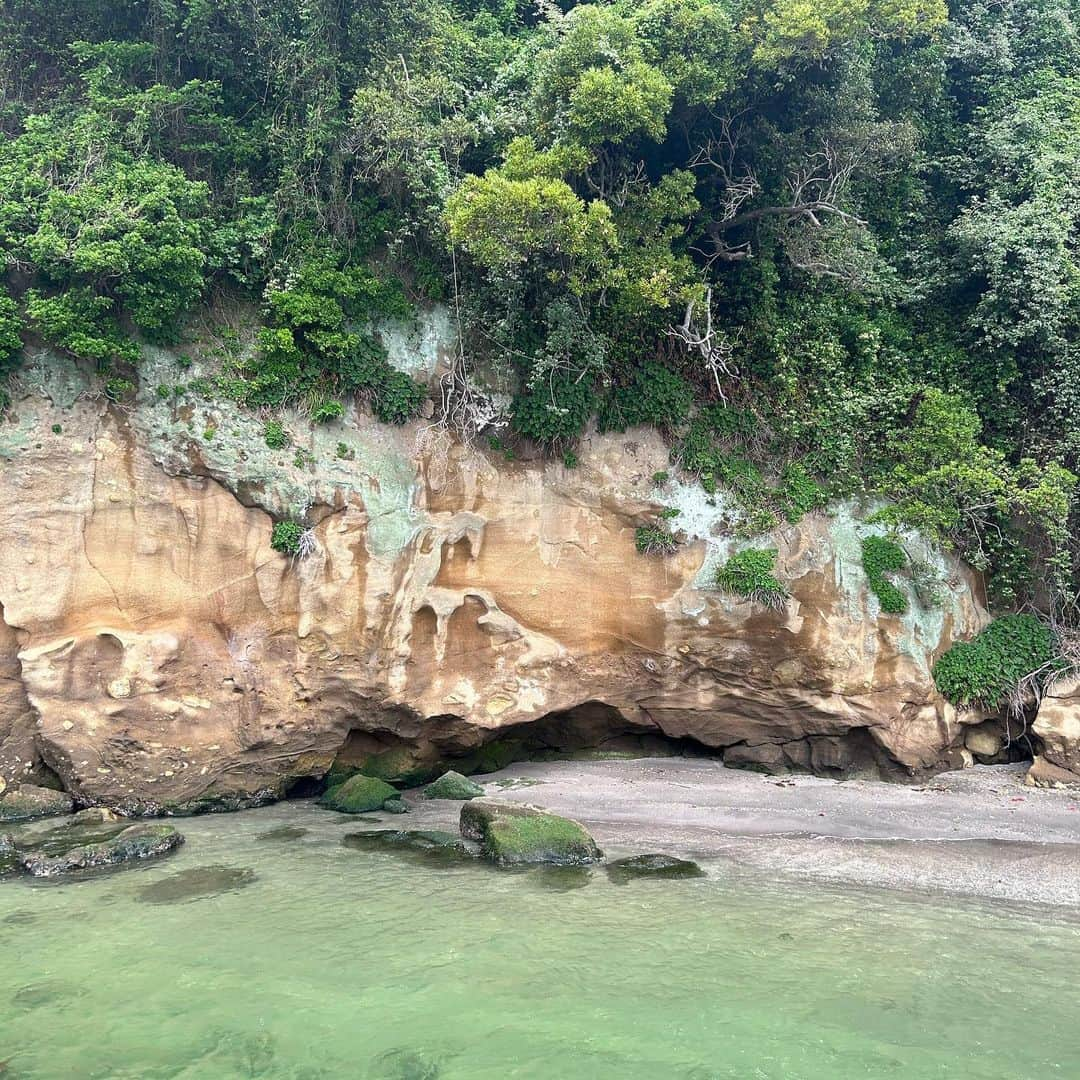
[1,0,1078,616]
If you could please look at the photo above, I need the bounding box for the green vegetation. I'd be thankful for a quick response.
[861,536,908,615]
[933,615,1062,712]
[263,420,289,450]
[0,0,1077,623]
[635,507,681,556]
[715,548,788,610]
[270,520,304,557]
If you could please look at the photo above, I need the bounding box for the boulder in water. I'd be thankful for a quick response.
[606,854,705,883]
[0,783,73,823]
[0,832,16,876]
[459,799,601,867]
[18,822,184,877]
[423,771,484,801]
[317,774,397,814]
[382,796,410,814]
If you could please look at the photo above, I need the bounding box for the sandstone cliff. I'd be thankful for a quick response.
[0,324,1035,811]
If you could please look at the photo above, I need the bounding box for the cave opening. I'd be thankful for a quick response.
[305,700,719,796]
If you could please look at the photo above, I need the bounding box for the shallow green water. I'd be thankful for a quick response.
[2,801,1078,1080]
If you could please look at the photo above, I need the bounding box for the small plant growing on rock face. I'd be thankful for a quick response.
[104,376,135,402]
[310,399,344,424]
[51,424,61,434]
[715,548,788,610]
[652,471,670,486]
[263,420,289,449]
[861,535,908,614]
[562,450,578,470]
[635,525,678,556]
[635,508,681,556]
[271,520,304,556]
[335,441,352,460]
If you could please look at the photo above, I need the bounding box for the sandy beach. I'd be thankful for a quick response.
[400,759,1080,907]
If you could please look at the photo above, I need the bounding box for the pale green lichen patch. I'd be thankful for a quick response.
[376,305,455,379]
[133,340,422,556]
[18,349,92,408]
[826,500,974,674]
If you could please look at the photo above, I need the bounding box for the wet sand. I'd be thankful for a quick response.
[401,760,1080,907]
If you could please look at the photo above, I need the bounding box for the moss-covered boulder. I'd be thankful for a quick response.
[423,771,484,801]
[382,796,410,814]
[0,783,73,823]
[606,854,706,884]
[317,774,397,813]
[18,822,184,877]
[459,799,602,867]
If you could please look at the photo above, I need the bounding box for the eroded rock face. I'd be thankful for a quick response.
[1030,679,1080,786]
[0,348,991,810]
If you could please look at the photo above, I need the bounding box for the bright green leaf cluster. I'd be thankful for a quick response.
[933,615,1062,711]
[715,548,789,610]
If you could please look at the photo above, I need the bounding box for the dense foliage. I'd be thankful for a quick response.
[1,0,1079,620]
[933,615,1062,711]
[861,536,909,615]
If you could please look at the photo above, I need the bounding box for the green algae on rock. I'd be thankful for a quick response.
[0,783,73,823]
[606,854,706,884]
[18,822,184,878]
[317,774,397,814]
[459,800,602,867]
[423,771,484,801]
[382,796,410,814]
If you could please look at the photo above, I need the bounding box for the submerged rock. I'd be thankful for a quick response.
[11,978,85,1011]
[368,1047,442,1080]
[0,784,73,823]
[138,865,257,904]
[459,799,602,867]
[256,825,309,842]
[342,829,471,861]
[317,774,397,814]
[18,822,184,877]
[423,771,484,801]
[605,854,706,884]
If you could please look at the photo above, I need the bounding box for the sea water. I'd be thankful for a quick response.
[1,800,1077,1079]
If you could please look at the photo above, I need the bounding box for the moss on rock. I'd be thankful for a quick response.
[0,783,73,823]
[423,771,484,801]
[18,823,184,877]
[317,774,397,813]
[459,799,602,867]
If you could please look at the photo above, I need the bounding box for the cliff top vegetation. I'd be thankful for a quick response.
[1,0,1078,620]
